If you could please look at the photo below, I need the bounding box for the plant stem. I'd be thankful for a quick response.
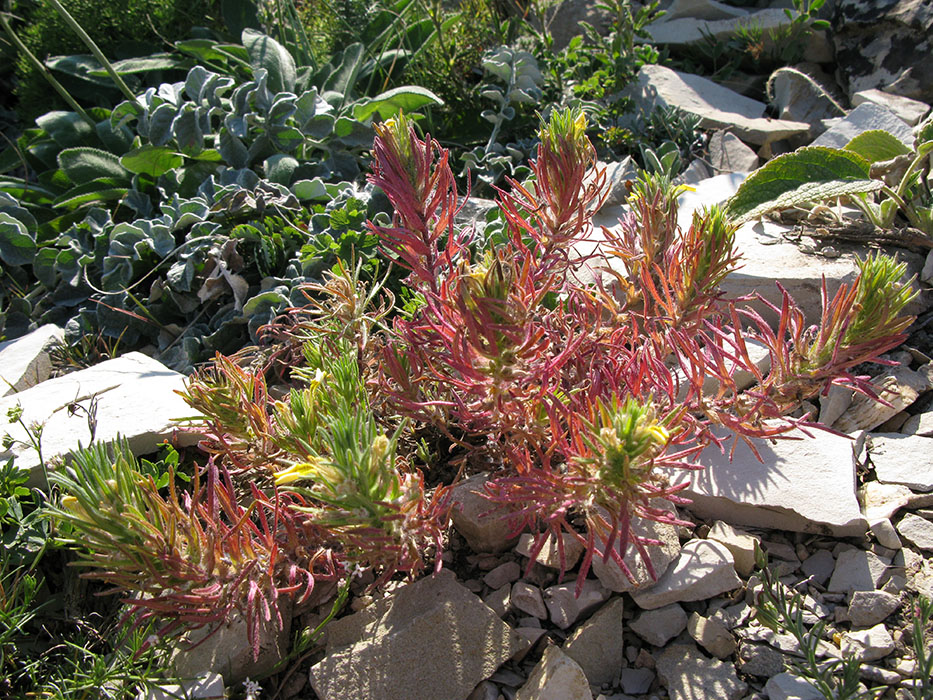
[44,0,137,102]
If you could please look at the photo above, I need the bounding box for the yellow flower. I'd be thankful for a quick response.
[274,456,342,486]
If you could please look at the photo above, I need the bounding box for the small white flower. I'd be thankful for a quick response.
[243,677,262,699]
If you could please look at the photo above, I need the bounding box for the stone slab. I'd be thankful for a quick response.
[310,570,525,700]
[0,352,202,487]
[515,646,593,700]
[812,102,914,150]
[0,324,63,396]
[869,434,933,492]
[656,643,747,700]
[631,539,741,610]
[852,88,930,126]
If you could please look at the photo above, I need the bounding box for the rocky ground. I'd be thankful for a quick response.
[2,0,933,698]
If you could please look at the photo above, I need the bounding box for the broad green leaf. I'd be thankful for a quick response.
[333,117,372,148]
[44,54,111,87]
[0,212,36,266]
[725,146,883,223]
[173,105,204,157]
[88,54,188,76]
[121,146,184,177]
[57,147,128,185]
[242,289,288,317]
[352,86,443,122]
[242,29,297,93]
[321,43,365,99]
[844,130,910,163]
[52,179,129,209]
[148,103,177,146]
[264,154,298,184]
[292,178,328,201]
[36,111,96,148]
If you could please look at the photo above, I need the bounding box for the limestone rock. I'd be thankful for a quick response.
[512,581,548,620]
[847,590,901,628]
[0,324,63,396]
[685,430,865,538]
[647,8,795,57]
[632,65,809,146]
[801,549,835,587]
[309,570,525,700]
[765,672,824,700]
[707,130,758,173]
[708,521,760,578]
[484,561,521,590]
[736,642,784,678]
[860,480,915,521]
[631,540,742,610]
[619,667,655,694]
[630,603,688,647]
[562,597,626,686]
[870,434,933,492]
[897,513,933,551]
[812,102,914,150]
[868,518,902,550]
[544,579,610,629]
[687,612,736,659]
[656,643,747,700]
[545,0,611,51]
[827,548,890,593]
[852,88,930,126]
[140,673,225,700]
[0,352,202,488]
[832,0,933,103]
[901,411,933,437]
[836,368,930,433]
[840,624,895,662]
[820,384,854,428]
[516,532,584,571]
[767,67,845,134]
[450,473,518,553]
[590,501,681,593]
[515,646,593,700]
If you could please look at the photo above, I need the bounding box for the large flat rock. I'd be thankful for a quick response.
[683,430,866,537]
[0,324,63,396]
[633,65,809,146]
[0,352,201,486]
[310,570,525,700]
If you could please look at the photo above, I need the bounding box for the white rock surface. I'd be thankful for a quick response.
[647,8,792,55]
[630,603,688,647]
[515,646,593,700]
[0,324,63,396]
[450,473,518,553]
[686,430,865,538]
[310,570,525,700]
[852,88,930,126]
[687,612,736,659]
[0,352,202,487]
[633,65,809,146]
[861,481,916,521]
[868,518,902,550]
[812,102,914,150]
[837,368,930,433]
[800,549,835,586]
[708,521,760,577]
[768,67,845,133]
[140,673,225,700]
[707,130,758,173]
[827,548,890,593]
[765,672,824,700]
[516,532,584,571]
[897,513,933,551]
[512,581,548,620]
[631,539,742,610]
[562,597,626,686]
[847,590,901,628]
[901,411,933,437]
[656,643,747,700]
[870,434,933,492]
[544,579,611,629]
[841,624,895,662]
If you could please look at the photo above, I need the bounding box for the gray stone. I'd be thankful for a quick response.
[801,549,835,586]
[827,548,890,593]
[0,324,63,396]
[812,102,914,150]
[173,603,290,686]
[852,89,930,126]
[140,673,225,700]
[589,501,681,594]
[484,561,521,590]
[563,597,626,686]
[868,518,902,550]
[687,612,736,659]
[593,157,637,209]
[656,643,747,700]
[832,0,933,103]
[619,667,655,694]
[647,8,792,55]
[544,578,611,629]
[450,473,518,553]
[685,429,865,538]
[632,65,809,146]
[515,646,593,700]
[840,624,895,662]
[871,434,933,492]
[484,584,511,618]
[861,481,916,521]
[707,130,758,173]
[467,681,499,700]
[708,522,760,578]
[310,570,525,700]
[819,384,854,428]
[736,642,784,678]
[847,590,901,628]
[837,368,930,433]
[512,581,548,620]
[631,540,742,610]
[0,352,203,488]
[765,672,823,700]
[516,532,584,571]
[897,513,933,551]
[545,0,612,51]
[659,0,747,23]
[630,603,688,647]
[677,158,714,185]
[767,67,845,134]
[455,197,498,231]
[902,412,933,437]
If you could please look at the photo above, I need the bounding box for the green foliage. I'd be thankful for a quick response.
[10,0,224,121]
